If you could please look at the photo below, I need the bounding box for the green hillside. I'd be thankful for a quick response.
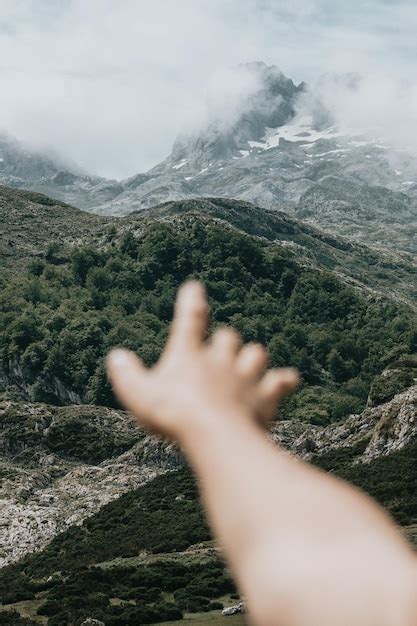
[1,211,416,422]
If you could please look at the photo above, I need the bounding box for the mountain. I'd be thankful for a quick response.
[0,133,71,183]
[0,133,121,210]
[2,63,416,257]
[100,72,417,255]
[166,62,306,168]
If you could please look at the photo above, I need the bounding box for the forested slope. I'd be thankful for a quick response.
[1,201,415,420]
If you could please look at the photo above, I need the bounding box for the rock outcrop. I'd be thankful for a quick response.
[0,400,180,567]
[272,385,416,462]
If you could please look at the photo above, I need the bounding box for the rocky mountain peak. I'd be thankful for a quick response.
[0,133,58,182]
[165,63,305,170]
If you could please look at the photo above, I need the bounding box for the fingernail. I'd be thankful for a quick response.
[107,349,130,368]
[179,281,205,305]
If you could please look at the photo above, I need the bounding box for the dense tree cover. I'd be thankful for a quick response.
[39,592,184,626]
[1,221,415,423]
[33,558,232,624]
[0,611,36,625]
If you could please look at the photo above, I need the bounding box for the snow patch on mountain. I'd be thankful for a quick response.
[248,115,339,150]
[172,159,187,170]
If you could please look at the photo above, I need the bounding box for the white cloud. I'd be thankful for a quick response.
[294,71,417,160]
[0,0,416,178]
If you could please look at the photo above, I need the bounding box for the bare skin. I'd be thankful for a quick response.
[107,281,417,626]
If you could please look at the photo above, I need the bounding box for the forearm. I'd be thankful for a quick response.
[180,411,417,626]
[181,411,304,559]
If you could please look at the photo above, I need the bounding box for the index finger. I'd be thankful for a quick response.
[106,348,154,419]
[166,281,208,352]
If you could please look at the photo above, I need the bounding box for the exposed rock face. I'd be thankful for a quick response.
[362,386,417,461]
[0,359,84,405]
[272,384,417,462]
[1,385,415,568]
[0,400,180,567]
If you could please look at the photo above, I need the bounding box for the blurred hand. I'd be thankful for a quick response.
[106,280,298,440]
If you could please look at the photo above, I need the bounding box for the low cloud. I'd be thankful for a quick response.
[297,73,417,156]
[203,65,266,131]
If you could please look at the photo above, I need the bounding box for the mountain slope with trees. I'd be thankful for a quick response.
[0,186,416,625]
[1,193,415,413]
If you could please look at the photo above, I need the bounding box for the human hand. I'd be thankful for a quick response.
[106,281,298,441]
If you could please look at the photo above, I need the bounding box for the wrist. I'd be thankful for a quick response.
[178,404,261,456]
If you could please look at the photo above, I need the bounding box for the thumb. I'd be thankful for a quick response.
[106,348,154,420]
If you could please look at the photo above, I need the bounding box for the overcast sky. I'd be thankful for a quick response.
[0,0,416,179]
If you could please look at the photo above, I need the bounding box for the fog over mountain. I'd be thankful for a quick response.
[0,0,416,178]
